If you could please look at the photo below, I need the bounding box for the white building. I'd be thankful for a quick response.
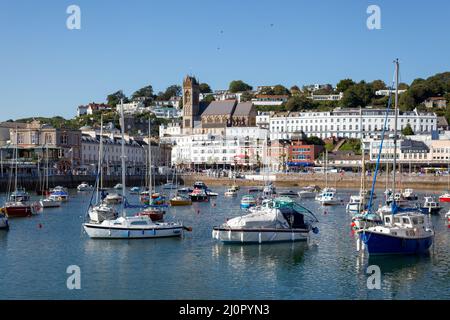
[122,101,147,114]
[151,107,181,119]
[309,92,343,101]
[165,127,269,167]
[269,108,437,140]
[375,89,407,96]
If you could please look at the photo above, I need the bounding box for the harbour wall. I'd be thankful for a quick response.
[180,173,450,192]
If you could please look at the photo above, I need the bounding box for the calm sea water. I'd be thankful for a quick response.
[0,186,449,300]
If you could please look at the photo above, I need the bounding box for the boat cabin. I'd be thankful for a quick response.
[383,213,426,229]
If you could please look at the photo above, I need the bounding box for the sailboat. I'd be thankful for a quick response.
[170,166,192,206]
[347,149,371,214]
[2,130,39,217]
[315,149,341,205]
[136,119,166,222]
[87,115,118,224]
[439,160,450,202]
[83,101,188,239]
[358,60,434,255]
[39,146,61,208]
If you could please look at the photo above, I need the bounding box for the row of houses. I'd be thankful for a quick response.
[0,121,170,176]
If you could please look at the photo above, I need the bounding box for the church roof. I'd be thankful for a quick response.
[201,100,237,116]
[232,102,254,117]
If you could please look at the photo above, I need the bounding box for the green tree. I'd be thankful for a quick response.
[304,136,325,146]
[398,83,410,90]
[107,90,128,107]
[371,79,387,92]
[290,85,301,95]
[202,94,215,106]
[229,80,253,93]
[240,91,255,102]
[285,95,314,111]
[131,85,154,105]
[157,85,181,101]
[402,123,414,135]
[199,83,212,94]
[340,81,373,108]
[336,79,356,93]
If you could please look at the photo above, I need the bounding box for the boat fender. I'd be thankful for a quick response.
[38,223,43,229]
[313,227,319,234]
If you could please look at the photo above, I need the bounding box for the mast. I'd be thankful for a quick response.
[148,118,152,194]
[14,127,18,192]
[100,115,104,191]
[392,59,399,193]
[96,115,104,203]
[119,100,126,217]
[325,149,328,188]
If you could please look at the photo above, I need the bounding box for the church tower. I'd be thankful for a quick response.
[182,75,200,134]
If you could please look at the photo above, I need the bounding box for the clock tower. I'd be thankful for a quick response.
[182,75,200,134]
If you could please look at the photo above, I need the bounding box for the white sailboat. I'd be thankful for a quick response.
[87,115,117,223]
[83,101,188,239]
[40,146,61,208]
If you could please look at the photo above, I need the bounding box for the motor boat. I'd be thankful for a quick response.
[40,198,62,208]
[0,212,9,230]
[104,193,123,205]
[129,187,141,194]
[298,185,319,199]
[263,183,276,196]
[278,190,297,197]
[1,201,37,218]
[230,184,240,191]
[113,183,123,190]
[346,195,365,214]
[190,188,209,202]
[206,189,218,197]
[163,182,178,190]
[9,188,31,202]
[170,195,192,206]
[439,193,450,203]
[240,195,256,209]
[446,210,450,225]
[49,186,69,201]
[358,210,434,255]
[136,207,165,222]
[419,196,442,215]
[88,204,118,224]
[385,192,409,208]
[177,187,193,194]
[248,186,263,193]
[402,188,418,201]
[77,182,93,192]
[212,197,319,244]
[316,190,342,206]
[83,216,186,239]
[224,188,238,197]
[351,211,382,231]
[193,181,208,190]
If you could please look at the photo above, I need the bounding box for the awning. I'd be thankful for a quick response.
[287,162,314,167]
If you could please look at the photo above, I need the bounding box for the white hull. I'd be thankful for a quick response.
[40,199,62,208]
[318,199,341,205]
[212,228,309,243]
[88,206,117,224]
[83,223,184,239]
[298,191,316,199]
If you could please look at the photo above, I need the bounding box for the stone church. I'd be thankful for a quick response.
[182,75,256,135]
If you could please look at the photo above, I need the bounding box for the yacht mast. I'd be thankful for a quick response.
[96,115,104,203]
[14,127,18,192]
[148,119,152,194]
[392,59,399,193]
[119,100,126,217]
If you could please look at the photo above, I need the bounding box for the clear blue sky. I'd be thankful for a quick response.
[1,0,449,121]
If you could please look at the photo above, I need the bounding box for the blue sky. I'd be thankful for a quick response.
[0,0,449,121]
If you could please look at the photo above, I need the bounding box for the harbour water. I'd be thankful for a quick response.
[0,187,449,300]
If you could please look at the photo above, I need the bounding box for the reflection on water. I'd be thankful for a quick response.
[0,187,449,299]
